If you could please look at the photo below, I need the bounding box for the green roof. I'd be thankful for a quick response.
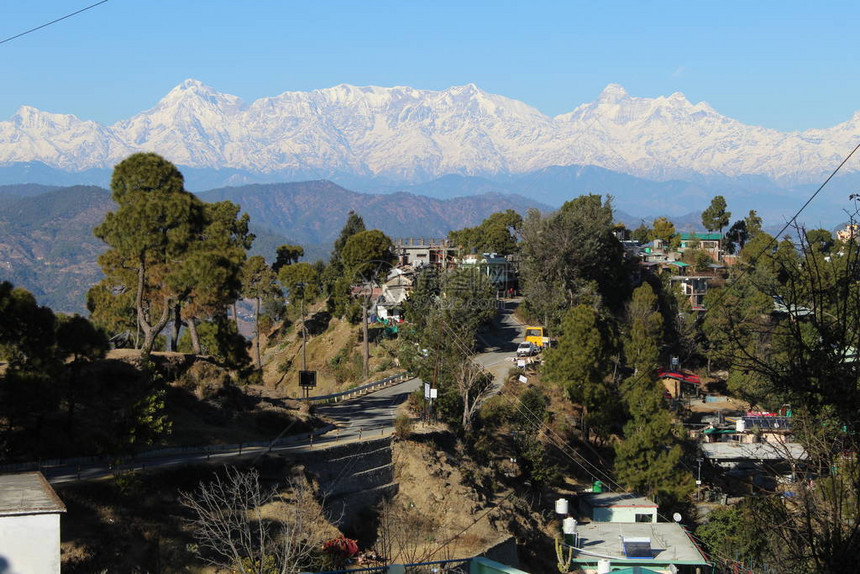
[681,232,722,241]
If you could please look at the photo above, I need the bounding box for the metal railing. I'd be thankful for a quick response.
[0,372,415,477]
[308,558,471,574]
[298,372,413,405]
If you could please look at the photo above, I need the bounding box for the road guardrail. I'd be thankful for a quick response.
[298,372,412,404]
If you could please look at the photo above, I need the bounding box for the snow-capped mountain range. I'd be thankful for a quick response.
[2,80,859,187]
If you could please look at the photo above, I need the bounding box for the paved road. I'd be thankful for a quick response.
[475,299,527,391]
[36,301,521,484]
[316,376,422,439]
[40,377,422,484]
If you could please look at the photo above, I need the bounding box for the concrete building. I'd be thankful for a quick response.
[569,521,711,574]
[578,492,658,523]
[0,472,66,573]
[669,275,711,311]
[460,252,517,293]
[394,238,459,269]
[679,232,722,260]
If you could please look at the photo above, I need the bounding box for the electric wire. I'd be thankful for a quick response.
[703,140,860,315]
[0,1,109,46]
[435,303,759,571]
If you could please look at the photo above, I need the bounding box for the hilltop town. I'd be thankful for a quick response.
[2,153,859,573]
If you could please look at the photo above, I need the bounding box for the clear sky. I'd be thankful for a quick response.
[1,0,857,131]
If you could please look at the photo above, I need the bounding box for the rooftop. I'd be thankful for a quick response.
[0,472,66,516]
[580,492,657,509]
[572,522,709,566]
[680,232,722,241]
[701,442,806,461]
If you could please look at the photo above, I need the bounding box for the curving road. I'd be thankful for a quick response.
[32,300,522,485]
[475,299,526,391]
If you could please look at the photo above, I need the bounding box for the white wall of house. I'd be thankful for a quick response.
[593,506,657,523]
[0,512,62,573]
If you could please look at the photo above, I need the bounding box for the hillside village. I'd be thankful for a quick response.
[1,153,860,574]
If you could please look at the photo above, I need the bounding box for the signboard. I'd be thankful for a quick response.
[424,382,431,399]
[430,388,438,399]
[518,375,528,384]
[299,370,317,388]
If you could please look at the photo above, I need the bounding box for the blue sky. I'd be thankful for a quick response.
[0,1,856,131]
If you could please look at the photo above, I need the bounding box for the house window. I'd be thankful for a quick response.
[635,513,654,523]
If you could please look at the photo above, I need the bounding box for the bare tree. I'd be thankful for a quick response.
[456,359,495,432]
[181,466,329,574]
[375,498,439,568]
[701,211,860,573]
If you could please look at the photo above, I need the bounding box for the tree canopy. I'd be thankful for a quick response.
[543,304,618,438]
[519,195,629,328]
[701,195,731,235]
[93,153,205,354]
[448,209,522,255]
[650,216,679,251]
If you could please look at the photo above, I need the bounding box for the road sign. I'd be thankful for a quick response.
[299,370,317,388]
[424,382,431,398]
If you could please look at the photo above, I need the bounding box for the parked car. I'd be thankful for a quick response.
[516,341,539,357]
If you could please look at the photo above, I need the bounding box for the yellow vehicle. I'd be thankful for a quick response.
[524,325,550,348]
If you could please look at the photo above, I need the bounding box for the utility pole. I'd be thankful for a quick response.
[362,292,370,378]
[696,457,703,500]
[300,290,307,371]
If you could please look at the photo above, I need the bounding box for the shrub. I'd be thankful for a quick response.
[394,414,413,439]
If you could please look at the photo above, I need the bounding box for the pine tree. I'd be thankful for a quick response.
[241,256,281,370]
[614,380,695,505]
[543,304,619,438]
[624,283,663,376]
[701,195,731,235]
[650,217,679,251]
[92,153,205,355]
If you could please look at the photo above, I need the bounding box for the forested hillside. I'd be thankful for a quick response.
[0,181,549,312]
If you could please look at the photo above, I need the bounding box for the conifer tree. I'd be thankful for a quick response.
[701,195,731,236]
[623,283,663,377]
[241,255,281,370]
[93,153,205,355]
[651,216,679,251]
[174,200,253,353]
[614,381,694,505]
[543,304,618,439]
[272,244,304,273]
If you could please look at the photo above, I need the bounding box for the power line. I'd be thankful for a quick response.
[422,297,758,570]
[703,141,860,315]
[0,1,109,47]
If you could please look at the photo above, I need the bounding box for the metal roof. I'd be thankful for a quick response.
[0,472,66,516]
[681,232,722,241]
[701,442,806,461]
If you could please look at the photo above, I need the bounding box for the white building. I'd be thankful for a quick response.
[578,492,658,523]
[0,472,66,573]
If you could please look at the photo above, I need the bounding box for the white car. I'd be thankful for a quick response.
[516,341,539,357]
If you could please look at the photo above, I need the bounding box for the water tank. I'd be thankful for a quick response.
[593,480,603,493]
[597,559,611,574]
[563,517,577,535]
[555,498,569,515]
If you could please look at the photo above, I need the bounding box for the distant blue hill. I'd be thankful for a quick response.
[0,161,853,228]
